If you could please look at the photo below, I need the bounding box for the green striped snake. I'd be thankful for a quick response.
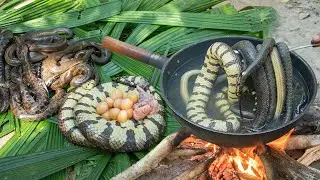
[59,76,166,152]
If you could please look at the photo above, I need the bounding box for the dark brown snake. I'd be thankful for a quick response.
[0,30,13,113]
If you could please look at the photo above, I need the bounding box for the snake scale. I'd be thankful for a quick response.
[232,41,270,128]
[59,76,166,152]
[185,38,293,132]
[186,42,242,132]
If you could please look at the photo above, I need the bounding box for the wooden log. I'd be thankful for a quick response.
[173,149,221,180]
[139,159,199,180]
[297,145,320,166]
[111,130,190,180]
[165,148,207,160]
[256,145,278,180]
[286,135,320,150]
[261,145,320,180]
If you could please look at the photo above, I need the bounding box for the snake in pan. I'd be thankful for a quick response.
[59,76,165,152]
[186,38,293,132]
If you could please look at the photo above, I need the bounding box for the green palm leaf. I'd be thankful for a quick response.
[4,1,122,33]
[106,9,277,32]
[0,146,100,180]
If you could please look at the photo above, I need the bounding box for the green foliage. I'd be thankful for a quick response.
[5,1,122,33]
[0,0,278,179]
[107,9,277,32]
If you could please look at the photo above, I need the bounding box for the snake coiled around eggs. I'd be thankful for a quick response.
[59,76,166,152]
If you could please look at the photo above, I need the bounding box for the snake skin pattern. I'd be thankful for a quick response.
[186,42,242,132]
[59,76,165,152]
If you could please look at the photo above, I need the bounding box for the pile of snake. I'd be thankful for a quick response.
[58,76,166,152]
[182,38,293,132]
[0,27,111,121]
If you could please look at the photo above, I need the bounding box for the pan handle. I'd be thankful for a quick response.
[101,36,168,69]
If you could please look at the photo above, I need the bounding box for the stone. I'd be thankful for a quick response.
[299,12,310,20]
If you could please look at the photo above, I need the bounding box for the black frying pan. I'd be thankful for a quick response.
[102,36,317,147]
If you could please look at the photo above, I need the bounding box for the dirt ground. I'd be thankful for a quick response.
[228,0,320,99]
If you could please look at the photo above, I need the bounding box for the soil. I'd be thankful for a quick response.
[228,0,320,99]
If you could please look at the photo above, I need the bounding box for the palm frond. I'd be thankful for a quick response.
[0,0,76,27]
[106,9,277,32]
[0,146,100,179]
[5,1,122,33]
[101,153,132,179]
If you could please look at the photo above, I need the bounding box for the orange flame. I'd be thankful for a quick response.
[179,130,295,179]
[267,128,295,152]
[230,147,265,179]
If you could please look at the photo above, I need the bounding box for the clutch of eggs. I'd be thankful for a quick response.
[96,89,139,123]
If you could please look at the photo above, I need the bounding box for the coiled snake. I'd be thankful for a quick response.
[59,76,165,152]
[185,39,293,132]
[186,42,242,132]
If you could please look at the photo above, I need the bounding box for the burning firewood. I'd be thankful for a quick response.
[111,114,320,180]
[208,154,239,180]
[173,151,221,180]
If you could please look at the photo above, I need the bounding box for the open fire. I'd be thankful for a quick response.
[178,129,295,180]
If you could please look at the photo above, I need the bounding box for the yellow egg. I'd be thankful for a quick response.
[117,110,128,123]
[110,89,123,100]
[126,108,133,119]
[127,92,139,103]
[120,98,134,110]
[109,108,120,120]
[102,111,111,120]
[114,98,123,109]
[96,102,109,115]
[104,97,114,108]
